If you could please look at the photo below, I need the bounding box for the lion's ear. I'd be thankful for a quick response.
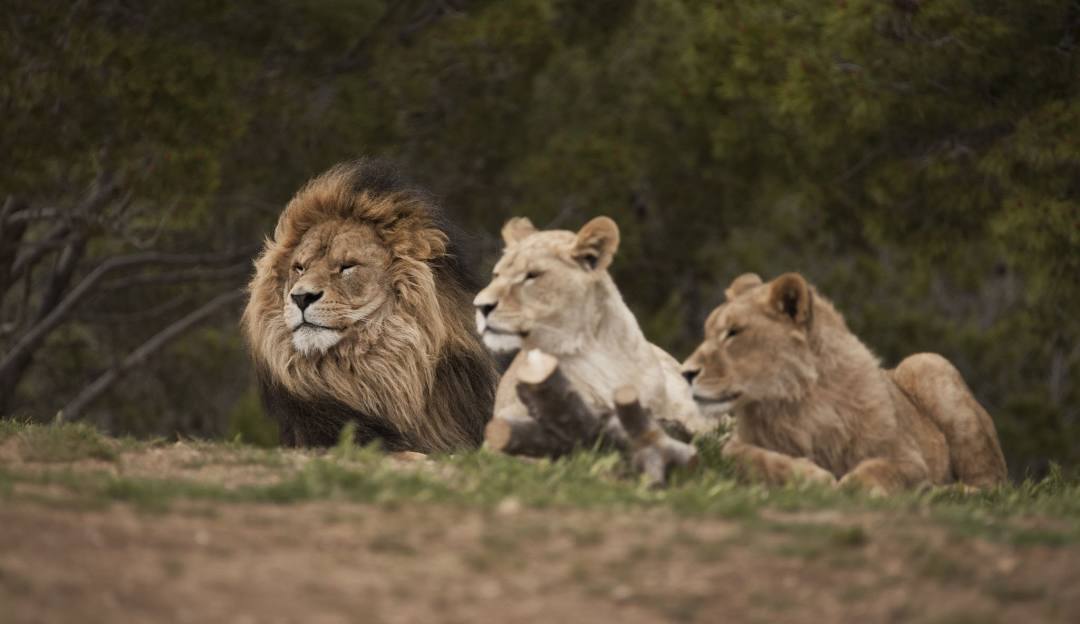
[725,273,763,301]
[501,217,537,246]
[768,273,813,327]
[572,216,620,271]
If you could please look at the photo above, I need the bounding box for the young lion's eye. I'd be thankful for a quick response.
[525,270,543,281]
[293,264,304,274]
[727,327,743,339]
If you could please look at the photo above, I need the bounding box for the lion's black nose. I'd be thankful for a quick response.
[478,303,496,318]
[291,291,323,311]
[681,368,700,385]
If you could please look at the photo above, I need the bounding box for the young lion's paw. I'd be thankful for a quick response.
[838,472,890,498]
[790,457,837,487]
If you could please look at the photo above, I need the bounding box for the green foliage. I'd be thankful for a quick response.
[226,388,279,448]
[7,422,118,463]
[4,1,1077,474]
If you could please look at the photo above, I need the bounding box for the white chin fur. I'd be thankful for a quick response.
[482,331,522,354]
[292,326,343,355]
[475,309,486,334]
[696,400,737,417]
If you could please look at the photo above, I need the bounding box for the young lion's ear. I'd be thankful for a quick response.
[768,273,813,327]
[572,216,620,271]
[501,217,537,246]
[725,273,763,301]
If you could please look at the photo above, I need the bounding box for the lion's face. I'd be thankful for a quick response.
[473,217,620,355]
[681,273,817,413]
[282,220,393,355]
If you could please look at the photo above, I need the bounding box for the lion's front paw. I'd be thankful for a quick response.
[790,457,838,487]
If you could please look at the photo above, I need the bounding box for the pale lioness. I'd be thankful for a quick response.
[474,216,712,435]
[681,272,1007,493]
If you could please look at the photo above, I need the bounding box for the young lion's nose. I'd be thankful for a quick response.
[681,368,701,385]
[291,291,323,311]
[477,302,497,318]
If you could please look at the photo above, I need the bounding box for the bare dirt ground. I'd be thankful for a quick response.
[1,439,1078,624]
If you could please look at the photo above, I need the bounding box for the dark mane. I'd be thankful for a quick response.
[334,158,483,292]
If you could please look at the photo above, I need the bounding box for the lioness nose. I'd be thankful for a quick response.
[477,302,496,318]
[291,291,323,311]
[681,368,700,385]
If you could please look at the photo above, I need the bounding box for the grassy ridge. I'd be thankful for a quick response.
[1,421,1078,547]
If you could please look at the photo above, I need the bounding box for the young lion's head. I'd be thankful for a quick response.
[472,216,622,356]
[242,160,495,451]
[681,272,830,413]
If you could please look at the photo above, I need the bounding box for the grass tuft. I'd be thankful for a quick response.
[13,423,118,463]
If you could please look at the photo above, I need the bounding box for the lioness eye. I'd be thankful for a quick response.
[727,327,743,339]
[293,264,304,274]
[525,271,542,281]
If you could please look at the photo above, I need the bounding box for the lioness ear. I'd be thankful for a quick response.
[725,273,763,301]
[768,273,813,327]
[501,217,536,246]
[572,216,620,271]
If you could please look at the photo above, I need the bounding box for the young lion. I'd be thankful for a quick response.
[474,216,712,436]
[681,272,1007,493]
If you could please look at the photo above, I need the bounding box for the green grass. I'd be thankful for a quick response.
[1,421,1078,545]
[3,421,122,463]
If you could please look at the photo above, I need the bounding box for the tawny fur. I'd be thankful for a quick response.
[474,217,713,435]
[241,160,497,453]
[682,272,1007,493]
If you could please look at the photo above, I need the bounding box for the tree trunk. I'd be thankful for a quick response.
[614,385,699,487]
[486,350,624,457]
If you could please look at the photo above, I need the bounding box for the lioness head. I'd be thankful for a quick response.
[681,272,819,412]
[473,216,620,355]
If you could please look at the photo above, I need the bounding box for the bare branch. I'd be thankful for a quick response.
[77,293,192,323]
[0,196,30,297]
[3,207,63,224]
[98,262,250,292]
[57,289,245,423]
[9,222,72,278]
[0,248,254,381]
[614,386,699,487]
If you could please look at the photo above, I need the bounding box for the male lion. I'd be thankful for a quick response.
[242,160,498,452]
[474,216,712,436]
[681,272,1007,493]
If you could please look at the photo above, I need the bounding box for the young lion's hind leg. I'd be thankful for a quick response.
[890,353,1007,488]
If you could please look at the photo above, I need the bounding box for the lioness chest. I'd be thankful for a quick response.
[559,351,669,417]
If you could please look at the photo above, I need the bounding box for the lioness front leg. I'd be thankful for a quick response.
[723,439,837,487]
[839,457,931,496]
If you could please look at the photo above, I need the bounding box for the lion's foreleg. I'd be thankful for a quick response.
[839,456,930,495]
[722,439,836,487]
